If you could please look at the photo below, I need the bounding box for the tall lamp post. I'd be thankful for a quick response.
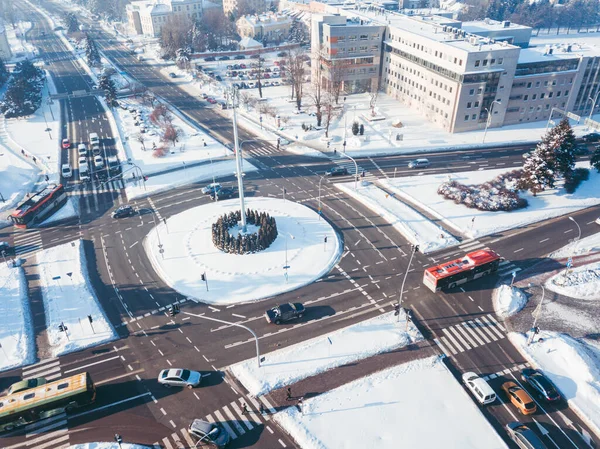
[588,90,600,124]
[339,152,359,190]
[527,282,545,345]
[482,99,501,144]
[318,175,326,219]
[284,233,295,283]
[397,244,419,323]
[150,209,164,259]
[566,216,581,274]
[231,87,248,232]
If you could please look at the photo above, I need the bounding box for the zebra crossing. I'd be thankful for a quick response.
[154,394,278,449]
[245,146,281,157]
[434,313,507,357]
[68,178,125,214]
[22,357,63,382]
[12,230,44,258]
[334,160,378,183]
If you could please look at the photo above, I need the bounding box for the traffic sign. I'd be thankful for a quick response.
[159,249,165,254]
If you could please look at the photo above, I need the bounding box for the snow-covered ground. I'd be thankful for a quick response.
[4,21,37,61]
[493,284,528,319]
[145,197,342,305]
[35,240,117,357]
[40,197,79,226]
[0,145,38,219]
[510,332,600,438]
[546,261,600,300]
[336,181,458,253]
[274,356,508,449]
[383,163,600,239]
[551,231,600,258]
[230,311,422,397]
[0,263,35,372]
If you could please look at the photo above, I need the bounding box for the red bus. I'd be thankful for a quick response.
[9,184,67,229]
[423,249,501,292]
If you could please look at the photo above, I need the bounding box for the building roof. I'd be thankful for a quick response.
[462,18,531,33]
[241,13,293,26]
[239,36,263,48]
[518,42,598,64]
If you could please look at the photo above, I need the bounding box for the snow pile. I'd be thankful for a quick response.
[0,147,38,217]
[493,284,528,319]
[0,263,35,372]
[546,261,600,300]
[35,240,117,356]
[384,163,600,239]
[40,197,79,226]
[145,197,342,305]
[5,21,37,61]
[550,232,600,258]
[510,332,600,437]
[230,311,423,397]
[274,356,508,449]
[337,181,458,254]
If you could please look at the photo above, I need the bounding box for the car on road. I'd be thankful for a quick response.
[502,381,536,415]
[325,166,349,176]
[219,55,231,61]
[204,56,216,62]
[93,155,104,169]
[78,143,87,157]
[207,97,217,104]
[408,158,430,169]
[277,51,288,57]
[210,187,236,200]
[168,72,177,78]
[201,182,222,195]
[521,369,560,402]
[462,372,496,404]
[8,378,47,395]
[0,241,14,256]
[158,368,202,389]
[596,217,600,225]
[62,138,70,149]
[506,422,549,449]
[61,164,72,178]
[188,419,230,448]
[234,54,246,60]
[265,303,305,324]
[583,132,600,143]
[78,156,87,166]
[111,205,135,219]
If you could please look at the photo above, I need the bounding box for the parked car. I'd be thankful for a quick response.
[93,155,104,169]
[158,368,202,389]
[188,419,230,448]
[462,372,496,405]
[111,205,135,219]
[506,422,549,449]
[78,156,87,166]
[62,138,71,149]
[596,217,600,225]
[204,56,216,61]
[215,75,223,81]
[234,54,246,60]
[277,51,287,57]
[61,164,72,178]
[326,166,349,176]
[201,182,222,195]
[583,132,600,143]
[8,378,47,395]
[521,369,561,402]
[210,187,236,200]
[502,381,537,415]
[219,55,230,61]
[78,143,87,157]
[168,72,177,78]
[207,97,217,104]
[265,303,305,324]
[240,63,247,69]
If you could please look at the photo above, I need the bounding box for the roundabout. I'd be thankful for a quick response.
[145,197,342,305]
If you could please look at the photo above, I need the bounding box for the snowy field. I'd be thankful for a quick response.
[336,181,458,253]
[493,284,528,319]
[35,240,117,356]
[383,163,600,239]
[510,332,600,438]
[5,21,37,62]
[0,263,35,372]
[546,261,600,300]
[230,311,422,397]
[0,146,38,219]
[275,356,508,449]
[145,197,342,304]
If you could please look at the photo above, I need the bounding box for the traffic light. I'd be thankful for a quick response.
[58,322,67,332]
[88,315,93,324]
[394,304,400,316]
[201,273,206,282]
[277,137,280,150]
[534,326,540,335]
[405,309,412,322]
[143,175,149,181]
[413,244,420,253]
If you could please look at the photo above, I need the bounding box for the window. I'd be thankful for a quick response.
[552,80,557,86]
[482,59,488,66]
[545,104,550,110]
[491,59,496,65]
[474,101,479,107]
[477,88,483,94]
[498,58,503,64]
[467,102,472,108]
[557,91,561,97]
[23,393,35,400]
[349,35,356,41]
[565,90,569,96]
[540,93,545,99]
[544,81,549,86]
[524,95,528,101]
[472,114,477,119]
[360,34,368,40]
[535,81,540,87]
[338,35,345,41]
[549,92,553,98]
[475,60,480,67]
[527,82,532,88]
[532,94,537,100]
[469,88,475,95]
[465,115,469,121]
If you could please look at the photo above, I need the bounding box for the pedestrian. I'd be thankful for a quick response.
[286,387,292,401]
[242,402,248,414]
[361,170,365,178]
[33,156,37,163]
[333,149,337,155]
[45,175,49,182]
[297,399,303,415]
[259,403,265,415]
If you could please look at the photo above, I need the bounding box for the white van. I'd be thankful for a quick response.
[79,162,90,182]
[78,143,87,157]
[61,164,72,178]
[89,132,100,147]
[462,372,496,405]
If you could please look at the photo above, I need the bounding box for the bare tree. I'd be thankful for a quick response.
[239,92,257,110]
[256,56,265,99]
[136,132,146,151]
[286,48,306,112]
[322,93,339,138]
[309,46,325,127]
[162,124,180,147]
[369,87,379,117]
[160,15,193,59]
[329,59,349,104]
[142,90,158,108]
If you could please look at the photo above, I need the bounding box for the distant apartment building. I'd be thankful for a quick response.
[0,20,11,60]
[303,1,600,133]
[237,13,292,42]
[127,0,215,37]
[223,0,266,17]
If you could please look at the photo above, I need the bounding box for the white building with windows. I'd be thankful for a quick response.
[127,0,216,37]
[0,20,11,60]
[237,13,292,42]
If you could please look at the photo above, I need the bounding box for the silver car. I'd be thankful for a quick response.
[157,368,202,389]
[189,419,230,448]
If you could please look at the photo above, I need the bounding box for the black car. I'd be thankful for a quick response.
[234,55,246,60]
[204,56,216,62]
[111,205,135,219]
[215,75,223,81]
[521,369,561,402]
[210,187,236,200]
[219,55,231,61]
[506,422,549,449]
[265,303,305,324]
[277,51,287,57]
[326,166,349,176]
[583,132,600,143]
[0,241,14,256]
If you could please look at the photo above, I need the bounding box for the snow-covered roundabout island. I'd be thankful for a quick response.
[145,197,342,305]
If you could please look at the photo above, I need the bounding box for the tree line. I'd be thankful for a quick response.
[212,209,278,255]
[0,60,45,118]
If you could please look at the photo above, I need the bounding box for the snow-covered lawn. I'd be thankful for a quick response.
[5,21,37,62]
[274,356,508,449]
[384,163,600,240]
[145,197,341,305]
[0,146,37,218]
[493,284,528,319]
[510,332,600,438]
[113,97,230,177]
[546,261,600,300]
[35,240,117,357]
[336,181,458,253]
[230,311,422,397]
[0,263,35,372]
[551,231,600,258]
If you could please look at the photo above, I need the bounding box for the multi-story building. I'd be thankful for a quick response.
[127,0,214,37]
[237,13,292,42]
[223,0,266,17]
[0,20,11,60]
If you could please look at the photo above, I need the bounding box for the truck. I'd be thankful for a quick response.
[107,156,121,176]
[79,162,91,182]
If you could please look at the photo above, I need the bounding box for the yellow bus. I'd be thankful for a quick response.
[0,372,96,432]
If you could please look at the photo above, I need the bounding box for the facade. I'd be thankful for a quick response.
[0,20,11,61]
[237,13,292,42]
[223,0,267,17]
[127,0,209,37]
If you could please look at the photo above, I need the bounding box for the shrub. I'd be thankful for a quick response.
[352,121,359,136]
[211,209,278,254]
[564,167,590,193]
[152,146,168,158]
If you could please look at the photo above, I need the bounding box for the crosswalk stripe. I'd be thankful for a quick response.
[439,336,458,355]
[246,395,270,420]
[447,326,472,350]
[434,337,454,356]
[239,397,262,425]
[26,419,67,437]
[466,320,491,344]
[161,437,173,449]
[24,365,61,380]
[22,359,59,376]
[453,323,478,348]
[486,314,506,332]
[23,413,66,432]
[180,428,195,447]
[480,315,505,339]
[441,327,464,353]
[222,405,246,435]
[213,410,237,440]
[499,260,511,267]
[230,401,254,431]
[170,432,182,447]
[14,234,42,245]
[258,395,277,415]
[498,266,521,277]
[461,322,486,346]
[45,373,62,381]
[458,241,484,251]
[31,434,69,449]
[474,317,499,341]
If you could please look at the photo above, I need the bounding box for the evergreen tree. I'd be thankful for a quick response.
[553,118,576,178]
[98,73,117,106]
[0,58,8,88]
[520,148,554,196]
[64,12,79,33]
[85,34,101,67]
[352,121,359,136]
[591,147,600,172]
[359,124,365,136]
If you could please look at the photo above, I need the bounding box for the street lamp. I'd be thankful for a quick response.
[482,99,501,144]
[588,90,600,123]
[284,233,295,283]
[150,209,164,259]
[566,216,581,273]
[339,152,359,190]
[527,282,545,345]
[397,244,419,323]
[318,175,326,219]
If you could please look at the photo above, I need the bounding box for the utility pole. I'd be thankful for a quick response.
[527,283,545,345]
[231,87,247,232]
[397,245,419,323]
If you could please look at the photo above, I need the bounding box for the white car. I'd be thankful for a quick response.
[462,372,496,405]
[158,368,201,389]
[93,155,104,169]
[78,156,87,166]
[596,217,600,225]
